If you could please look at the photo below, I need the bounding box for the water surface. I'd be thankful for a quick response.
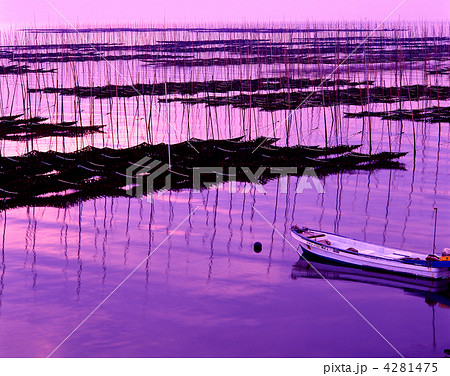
[0,24,449,357]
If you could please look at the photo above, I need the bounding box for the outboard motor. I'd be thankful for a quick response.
[441,248,450,261]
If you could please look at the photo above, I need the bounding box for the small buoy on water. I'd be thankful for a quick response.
[253,242,262,253]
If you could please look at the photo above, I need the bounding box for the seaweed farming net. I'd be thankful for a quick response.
[0,137,406,210]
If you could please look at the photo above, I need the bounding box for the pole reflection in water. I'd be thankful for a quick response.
[0,212,6,313]
[0,136,448,357]
[291,256,450,351]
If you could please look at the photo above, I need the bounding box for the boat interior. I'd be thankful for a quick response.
[294,227,426,261]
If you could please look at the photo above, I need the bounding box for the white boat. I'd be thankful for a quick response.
[291,226,450,280]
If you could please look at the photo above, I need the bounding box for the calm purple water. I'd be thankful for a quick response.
[1,145,449,357]
[0,25,449,357]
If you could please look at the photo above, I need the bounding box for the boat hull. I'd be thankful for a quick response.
[292,231,450,280]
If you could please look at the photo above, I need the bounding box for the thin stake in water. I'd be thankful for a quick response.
[165,82,171,168]
[433,207,438,255]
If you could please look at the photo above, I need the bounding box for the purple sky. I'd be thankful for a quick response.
[0,0,448,27]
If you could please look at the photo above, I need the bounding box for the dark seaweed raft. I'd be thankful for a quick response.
[162,85,450,111]
[0,137,406,210]
[28,82,450,113]
[0,114,104,141]
[5,31,450,66]
[344,106,450,123]
[0,64,56,75]
[28,77,372,99]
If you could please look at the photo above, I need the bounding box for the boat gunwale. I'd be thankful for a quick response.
[296,248,450,281]
[292,227,404,262]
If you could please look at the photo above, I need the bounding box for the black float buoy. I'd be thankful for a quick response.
[253,242,262,253]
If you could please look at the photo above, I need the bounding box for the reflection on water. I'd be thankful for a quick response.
[0,25,449,358]
[291,258,450,308]
[291,256,450,354]
[0,151,449,357]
